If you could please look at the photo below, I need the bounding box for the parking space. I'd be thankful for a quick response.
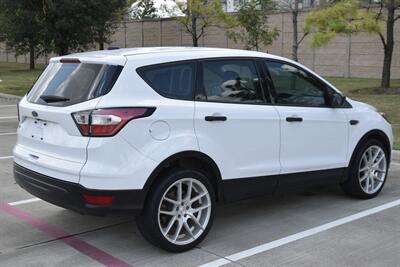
[0,99,400,266]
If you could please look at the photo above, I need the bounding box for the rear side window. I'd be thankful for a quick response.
[199,59,265,104]
[27,63,123,106]
[138,62,195,100]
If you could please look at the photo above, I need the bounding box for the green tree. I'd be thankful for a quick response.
[0,0,46,70]
[305,0,400,88]
[276,0,319,61]
[175,0,234,47]
[90,0,127,50]
[44,0,128,55]
[228,0,279,51]
[130,0,158,19]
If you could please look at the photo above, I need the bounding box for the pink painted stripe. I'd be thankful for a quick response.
[0,202,132,267]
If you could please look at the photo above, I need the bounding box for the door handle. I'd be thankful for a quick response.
[205,115,227,122]
[286,117,303,122]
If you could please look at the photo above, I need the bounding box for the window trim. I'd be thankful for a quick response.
[136,60,197,101]
[194,57,272,106]
[262,59,352,109]
[136,56,351,108]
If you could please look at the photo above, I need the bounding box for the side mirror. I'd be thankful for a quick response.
[328,93,346,108]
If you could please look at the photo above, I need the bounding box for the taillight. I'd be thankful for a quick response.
[72,107,155,137]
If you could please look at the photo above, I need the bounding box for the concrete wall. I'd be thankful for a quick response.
[1,11,399,79]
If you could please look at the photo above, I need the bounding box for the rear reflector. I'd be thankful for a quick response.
[60,58,80,63]
[72,107,155,137]
[83,195,114,205]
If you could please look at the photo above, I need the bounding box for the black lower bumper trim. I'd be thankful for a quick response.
[14,163,145,215]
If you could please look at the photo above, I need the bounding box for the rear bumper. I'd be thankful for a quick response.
[14,163,146,215]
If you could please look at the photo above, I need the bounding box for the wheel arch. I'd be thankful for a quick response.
[142,151,223,203]
[349,129,392,167]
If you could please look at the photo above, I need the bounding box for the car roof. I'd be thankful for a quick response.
[51,47,287,65]
[69,47,271,57]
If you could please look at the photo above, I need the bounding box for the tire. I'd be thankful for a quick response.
[137,169,215,252]
[341,139,389,199]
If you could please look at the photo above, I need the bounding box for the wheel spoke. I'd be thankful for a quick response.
[359,173,368,182]
[177,181,183,203]
[183,220,195,239]
[164,197,179,205]
[365,176,370,193]
[359,166,368,173]
[160,210,176,216]
[373,174,384,183]
[371,149,381,163]
[190,192,207,204]
[173,220,184,242]
[186,180,193,201]
[192,204,210,214]
[370,174,375,189]
[374,154,385,166]
[368,148,373,162]
[163,216,177,235]
[187,213,204,230]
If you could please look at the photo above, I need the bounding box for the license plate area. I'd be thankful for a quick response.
[31,120,46,141]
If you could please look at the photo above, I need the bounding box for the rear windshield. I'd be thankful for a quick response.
[27,62,123,106]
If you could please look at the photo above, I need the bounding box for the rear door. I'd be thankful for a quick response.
[194,58,281,199]
[15,59,123,182]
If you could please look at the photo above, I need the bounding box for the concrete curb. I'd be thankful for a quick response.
[393,150,400,163]
[0,93,22,104]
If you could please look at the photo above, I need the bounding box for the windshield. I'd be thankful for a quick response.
[27,62,123,106]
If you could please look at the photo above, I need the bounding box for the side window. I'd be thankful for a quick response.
[265,61,327,107]
[138,62,195,100]
[200,59,265,104]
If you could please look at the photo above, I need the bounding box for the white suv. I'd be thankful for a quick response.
[14,47,393,251]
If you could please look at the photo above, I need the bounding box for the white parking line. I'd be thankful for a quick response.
[0,132,17,136]
[198,198,400,267]
[8,198,41,206]
[0,156,13,160]
[0,116,17,120]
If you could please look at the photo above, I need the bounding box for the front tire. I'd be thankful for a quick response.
[137,169,215,252]
[341,139,389,199]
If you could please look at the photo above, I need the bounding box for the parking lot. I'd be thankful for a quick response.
[1,98,400,267]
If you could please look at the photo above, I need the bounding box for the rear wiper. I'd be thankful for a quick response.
[40,95,70,103]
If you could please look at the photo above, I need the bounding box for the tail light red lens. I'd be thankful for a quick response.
[72,107,155,137]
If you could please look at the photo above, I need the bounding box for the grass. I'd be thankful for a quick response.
[326,77,400,150]
[0,62,399,149]
[0,62,45,96]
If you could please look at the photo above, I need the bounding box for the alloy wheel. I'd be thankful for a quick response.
[358,145,387,194]
[157,178,211,245]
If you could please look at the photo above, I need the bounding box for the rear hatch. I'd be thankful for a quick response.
[14,56,125,183]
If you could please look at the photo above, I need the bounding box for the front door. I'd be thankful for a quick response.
[263,60,349,174]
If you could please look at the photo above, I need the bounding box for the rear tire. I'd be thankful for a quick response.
[341,139,389,199]
[137,169,215,252]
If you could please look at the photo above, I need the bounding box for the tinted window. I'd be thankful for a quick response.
[138,62,195,100]
[27,63,122,106]
[200,60,264,103]
[265,61,327,107]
